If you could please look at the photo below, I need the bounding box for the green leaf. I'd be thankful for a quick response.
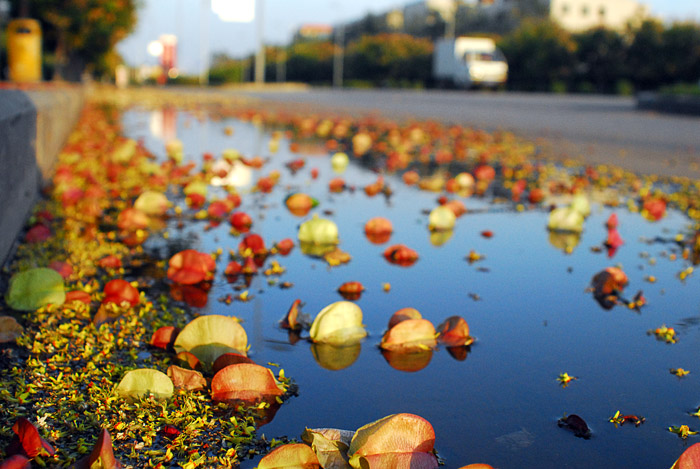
[6,268,65,311]
[115,369,174,401]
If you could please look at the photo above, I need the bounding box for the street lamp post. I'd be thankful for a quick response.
[0,0,10,79]
[200,0,210,85]
[333,22,344,87]
[254,0,265,84]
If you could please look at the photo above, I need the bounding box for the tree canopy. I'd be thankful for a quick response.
[19,0,139,80]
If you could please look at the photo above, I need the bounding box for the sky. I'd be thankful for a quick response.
[116,0,700,75]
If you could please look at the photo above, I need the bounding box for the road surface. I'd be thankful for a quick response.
[237,88,700,178]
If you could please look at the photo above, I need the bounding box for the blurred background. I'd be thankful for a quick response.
[1,0,699,94]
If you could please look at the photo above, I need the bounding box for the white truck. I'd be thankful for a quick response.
[433,37,508,88]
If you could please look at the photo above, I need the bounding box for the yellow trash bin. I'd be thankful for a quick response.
[8,19,42,83]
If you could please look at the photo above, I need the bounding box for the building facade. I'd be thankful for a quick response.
[549,0,648,31]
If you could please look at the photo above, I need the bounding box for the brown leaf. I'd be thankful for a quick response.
[0,316,23,344]
[167,365,207,391]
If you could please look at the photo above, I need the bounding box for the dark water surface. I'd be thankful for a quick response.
[122,108,700,469]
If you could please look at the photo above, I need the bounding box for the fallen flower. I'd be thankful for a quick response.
[5,418,55,459]
[383,244,419,267]
[557,373,578,388]
[102,279,139,307]
[608,410,645,427]
[324,248,352,267]
[670,425,698,439]
[649,325,677,344]
[167,249,216,285]
[671,368,690,378]
[436,316,473,347]
[337,281,364,297]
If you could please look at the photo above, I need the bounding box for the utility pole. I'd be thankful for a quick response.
[276,49,286,83]
[333,23,344,88]
[0,0,10,79]
[254,0,265,84]
[445,0,457,39]
[200,0,210,85]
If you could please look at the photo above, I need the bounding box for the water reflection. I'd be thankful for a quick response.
[429,229,454,247]
[547,230,581,254]
[446,346,471,362]
[169,282,211,308]
[311,343,362,370]
[120,108,700,469]
[381,348,433,372]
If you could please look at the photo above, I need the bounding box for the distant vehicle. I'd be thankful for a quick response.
[433,37,508,89]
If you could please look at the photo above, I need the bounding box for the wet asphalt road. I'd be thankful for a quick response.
[236,88,700,178]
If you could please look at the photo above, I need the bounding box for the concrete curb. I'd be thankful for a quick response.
[0,86,85,266]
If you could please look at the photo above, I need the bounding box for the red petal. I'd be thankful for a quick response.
[275,238,295,255]
[167,250,216,285]
[230,212,253,232]
[150,326,180,350]
[212,353,256,374]
[384,245,419,267]
[211,363,283,404]
[49,261,73,278]
[0,454,31,469]
[280,299,302,330]
[239,234,266,256]
[10,418,55,459]
[25,225,51,243]
[674,442,700,469]
[74,429,121,469]
[388,308,422,329]
[258,443,320,469]
[437,316,472,347]
[102,279,139,306]
[117,208,149,231]
[97,255,122,269]
[225,261,242,276]
[68,291,92,304]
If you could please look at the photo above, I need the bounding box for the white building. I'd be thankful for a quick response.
[549,0,648,31]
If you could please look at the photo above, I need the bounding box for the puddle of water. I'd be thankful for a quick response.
[122,108,700,469]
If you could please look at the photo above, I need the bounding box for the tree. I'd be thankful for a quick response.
[285,40,334,85]
[208,53,248,85]
[626,19,665,91]
[20,0,139,80]
[498,19,576,91]
[345,33,433,87]
[572,27,628,93]
[661,22,700,86]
